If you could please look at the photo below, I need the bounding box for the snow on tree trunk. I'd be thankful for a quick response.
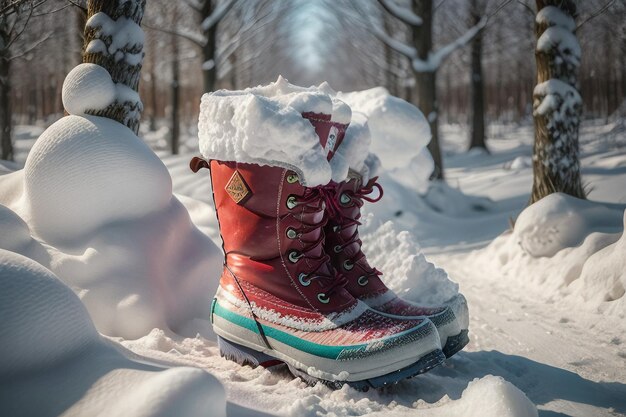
[412,0,443,180]
[82,0,145,134]
[0,16,12,161]
[531,1,585,204]
[469,0,486,152]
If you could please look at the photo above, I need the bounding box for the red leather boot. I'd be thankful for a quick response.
[324,175,469,358]
[191,113,445,389]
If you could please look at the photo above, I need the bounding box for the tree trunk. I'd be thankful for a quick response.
[530,0,585,204]
[170,16,180,155]
[201,0,217,93]
[412,0,443,179]
[469,0,487,152]
[82,0,146,134]
[0,17,12,161]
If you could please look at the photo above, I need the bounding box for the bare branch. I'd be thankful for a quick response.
[143,22,206,47]
[201,0,237,31]
[576,0,616,30]
[376,0,422,26]
[8,30,52,60]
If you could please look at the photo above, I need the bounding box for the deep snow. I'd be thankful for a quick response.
[0,90,625,416]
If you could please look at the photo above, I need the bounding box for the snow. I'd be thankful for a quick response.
[536,26,581,65]
[337,87,432,173]
[86,12,144,65]
[198,76,351,186]
[1,91,625,416]
[23,115,171,243]
[536,6,576,32]
[0,249,227,417]
[62,64,116,115]
[534,80,581,119]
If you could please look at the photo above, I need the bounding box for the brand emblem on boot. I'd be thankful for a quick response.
[324,126,339,157]
[225,170,251,204]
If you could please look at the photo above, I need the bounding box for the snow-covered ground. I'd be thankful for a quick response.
[1,113,625,417]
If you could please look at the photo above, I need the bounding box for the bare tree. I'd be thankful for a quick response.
[82,0,146,134]
[0,0,50,161]
[530,0,585,203]
[469,0,487,151]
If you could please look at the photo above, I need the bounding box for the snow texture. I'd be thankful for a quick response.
[336,87,432,173]
[9,114,224,340]
[23,115,172,243]
[198,76,351,186]
[62,64,116,116]
[536,5,576,32]
[86,12,144,66]
[0,249,227,417]
[481,193,626,315]
[360,219,459,306]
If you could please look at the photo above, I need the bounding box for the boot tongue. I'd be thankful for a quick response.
[302,112,348,162]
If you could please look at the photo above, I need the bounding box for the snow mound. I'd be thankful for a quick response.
[0,204,32,250]
[0,249,99,376]
[62,63,116,116]
[478,193,626,315]
[337,87,432,171]
[360,219,459,305]
[0,249,226,417]
[13,114,223,339]
[198,75,350,186]
[336,112,379,182]
[23,115,172,244]
[451,375,537,417]
[514,193,623,257]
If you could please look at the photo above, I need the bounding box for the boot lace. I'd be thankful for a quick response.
[326,181,384,281]
[287,186,348,302]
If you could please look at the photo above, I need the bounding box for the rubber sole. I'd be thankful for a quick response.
[442,329,469,358]
[218,335,446,391]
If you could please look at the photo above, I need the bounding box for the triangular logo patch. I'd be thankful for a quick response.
[225,170,251,204]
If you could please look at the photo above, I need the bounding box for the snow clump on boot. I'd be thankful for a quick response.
[198,76,351,186]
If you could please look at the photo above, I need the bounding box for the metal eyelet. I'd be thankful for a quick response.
[299,273,311,287]
[288,251,301,263]
[343,260,354,271]
[357,276,369,286]
[332,225,341,232]
[340,193,351,205]
[286,228,298,239]
[286,195,298,209]
[333,245,342,253]
[286,173,299,184]
[317,293,330,304]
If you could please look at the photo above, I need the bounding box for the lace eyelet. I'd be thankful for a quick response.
[317,293,330,304]
[286,173,299,184]
[339,193,351,205]
[357,276,369,286]
[332,225,341,232]
[299,273,311,287]
[343,260,354,271]
[286,195,297,209]
[333,245,342,253]
[286,228,297,239]
[288,250,301,263]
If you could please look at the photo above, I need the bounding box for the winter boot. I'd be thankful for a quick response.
[324,174,469,358]
[191,111,445,389]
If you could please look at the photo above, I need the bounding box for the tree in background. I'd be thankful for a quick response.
[82,0,146,134]
[0,0,50,161]
[468,0,487,152]
[530,1,585,203]
[362,0,488,180]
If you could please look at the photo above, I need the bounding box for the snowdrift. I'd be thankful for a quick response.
[479,193,626,316]
[0,64,223,340]
[0,249,226,417]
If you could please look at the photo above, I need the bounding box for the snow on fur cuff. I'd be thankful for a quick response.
[198,76,351,187]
